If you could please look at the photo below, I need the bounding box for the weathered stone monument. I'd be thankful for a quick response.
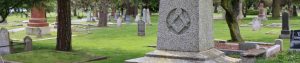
[0,28,11,55]
[290,30,300,51]
[252,17,261,31]
[26,6,50,35]
[138,20,145,36]
[258,2,267,20]
[275,39,283,51]
[143,8,152,25]
[24,36,33,51]
[126,0,240,63]
[117,17,123,27]
[279,12,290,39]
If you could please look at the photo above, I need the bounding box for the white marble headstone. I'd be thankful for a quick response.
[0,28,11,55]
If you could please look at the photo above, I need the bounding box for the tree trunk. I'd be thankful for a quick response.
[243,8,247,17]
[73,8,77,16]
[56,0,72,51]
[225,12,244,42]
[0,9,9,23]
[0,15,7,23]
[97,9,108,27]
[293,5,298,17]
[221,0,244,42]
[272,0,281,18]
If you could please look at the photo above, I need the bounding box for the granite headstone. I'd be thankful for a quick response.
[279,12,290,39]
[137,20,145,36]
[126,0,240,63]
[290,30,300,51]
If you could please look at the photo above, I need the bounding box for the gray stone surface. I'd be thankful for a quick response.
[126,0,240,63]
[289,49,300,52]
[126,49,240,63]
[274,39,283,51]
[24,36,32,51]
[239,43,259,50]
[26,26,50,35]
[157,0,213,52]
[279,12,290,39]
[0,28,11,55]
[265,45,280,58]
[266,23,281,28]
[241,56,256,63]
[138,20,145,36]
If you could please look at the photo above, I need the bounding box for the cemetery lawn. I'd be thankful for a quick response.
[3,14,300,63]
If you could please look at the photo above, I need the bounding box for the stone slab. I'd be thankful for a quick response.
[265,45,281,58]
[239,43,259,50]
[126,49,240,63]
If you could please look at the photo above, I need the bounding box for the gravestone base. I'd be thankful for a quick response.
[279,34,290,39]
[279,30,290,39]
[289,48,300,52]
[26,26,50,35]
[126,49,240,63]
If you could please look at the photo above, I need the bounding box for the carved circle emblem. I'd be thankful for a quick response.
[166,8,190,34]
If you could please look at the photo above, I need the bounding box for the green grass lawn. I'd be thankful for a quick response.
[3,14,300,63]
[1,13,81,30]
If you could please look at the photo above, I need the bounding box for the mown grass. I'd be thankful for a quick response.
[2,14,300,63]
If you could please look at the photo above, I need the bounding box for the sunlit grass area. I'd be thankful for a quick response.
[2,14,300,63]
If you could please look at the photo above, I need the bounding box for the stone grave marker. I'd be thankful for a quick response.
[275,39,283,51]
[252,17,262,31]
[143,8,152,25]
[126,0,240,63]
[0,28,11,55]
[290,30,300,51]
[279,12,290,39]
[138,19,145,36]
[125,15,131,25]
[258,2,267,20]
[24,36,33,51]
[117,17,123,27]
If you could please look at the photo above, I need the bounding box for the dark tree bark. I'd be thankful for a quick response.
[0,9,9,23]
[272,0,281,18]
[97,9,108,27]
[221,0,244,42]
[293,5,298,17]
[133,0,139,16]
[56,0,72,51]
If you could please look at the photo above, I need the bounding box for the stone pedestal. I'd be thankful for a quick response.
[27,6,50,35]
[279,30,290,39]
[126,49,240,63]
[126,0,240,63]
[26,27,50,35]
